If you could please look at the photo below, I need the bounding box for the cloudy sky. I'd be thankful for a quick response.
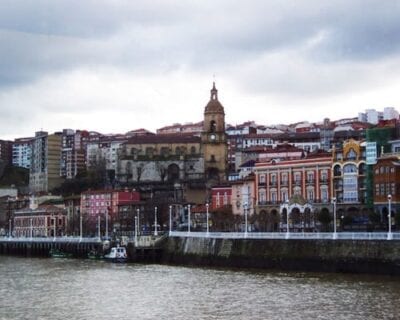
[1,0,400,140]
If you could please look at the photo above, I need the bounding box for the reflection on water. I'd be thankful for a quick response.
[0,256,399,320]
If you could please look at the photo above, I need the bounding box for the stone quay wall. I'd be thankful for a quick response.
[162,237,400,275]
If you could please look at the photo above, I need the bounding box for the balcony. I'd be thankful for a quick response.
[269,181,277,187]
[306,179,315,185]
[292,180,302,186]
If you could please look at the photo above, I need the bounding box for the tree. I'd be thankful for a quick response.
[317,208,332,232]
[156,162,167,182]
[395,211,400,229]
[368,211,381,231]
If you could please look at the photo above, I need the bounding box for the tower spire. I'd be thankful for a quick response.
[210,82,218,100]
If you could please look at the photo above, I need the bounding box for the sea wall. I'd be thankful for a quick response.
[162,237,400,275]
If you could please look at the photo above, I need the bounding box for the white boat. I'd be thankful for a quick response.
[104,246,128,263]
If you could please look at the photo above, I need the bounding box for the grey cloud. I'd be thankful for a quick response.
[1,1,400,99]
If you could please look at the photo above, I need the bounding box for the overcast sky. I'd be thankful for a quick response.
[1,0,400,140]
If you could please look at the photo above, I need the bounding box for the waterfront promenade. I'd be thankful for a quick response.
[1,230,400,243]
[1,230,400,244]
[169,231,400,240]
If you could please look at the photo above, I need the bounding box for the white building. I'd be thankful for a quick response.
[383,107,399,121]
[12,137,32,169]
[358,109,384,124]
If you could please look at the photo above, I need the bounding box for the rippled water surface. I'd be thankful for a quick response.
[1,256,400,320]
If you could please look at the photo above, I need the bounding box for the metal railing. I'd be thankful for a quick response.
[0,236,102,243]
[169,231,400,240]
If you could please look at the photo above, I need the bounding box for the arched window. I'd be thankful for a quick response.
[346,148,357,160]
[190,146,196,154]
[334,164,341,176]
[175,147,181,155]
[210,120,217,132]
[343,164,357,173]
[167,164,180,182]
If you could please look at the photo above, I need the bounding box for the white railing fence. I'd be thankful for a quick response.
[169,231,400,240]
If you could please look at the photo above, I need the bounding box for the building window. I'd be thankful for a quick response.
[259,174,266,184]
[375,184,379,196]
[259,190,266,203]
[343,164,357,173]
[293,186,301,195]
[307,189,314,201]
[346,148,357,160]
[216,192,220,207]
[321,188,328,202]
[223,192,228,205]
[270,191,277,203]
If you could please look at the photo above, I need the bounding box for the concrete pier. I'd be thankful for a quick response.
[0,238,104,258]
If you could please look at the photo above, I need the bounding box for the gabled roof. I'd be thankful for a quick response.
[125,133,201,145]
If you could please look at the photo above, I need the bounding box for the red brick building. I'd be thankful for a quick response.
[14,204,67,237]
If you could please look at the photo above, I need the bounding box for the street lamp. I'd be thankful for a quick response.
[8,219,11,239]
[30,217,33,239]
[285,200,290,239]
[244,202,248,237]
[332,197,337,239]
[105,209,109,239]
[169,205,172,234]
[206,203,209,236]
[79,213,83,239]
[154,207,158,236]
[97,215,101,239]
[388,194,392,240]
[136,208,140,236]
[134,215,138,243]
[188,204,191,233]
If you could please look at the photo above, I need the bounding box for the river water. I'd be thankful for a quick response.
[1,256,399,320]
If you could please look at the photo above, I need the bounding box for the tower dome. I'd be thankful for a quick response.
[205,82,225,114]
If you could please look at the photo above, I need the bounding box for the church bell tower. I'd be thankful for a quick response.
[201,82,228,182]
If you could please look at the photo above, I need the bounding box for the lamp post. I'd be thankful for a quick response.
[8,219,11,239]
[332,197,337,239]
[134,215,138,244]
[244,202,248,237]
[206,203,209,236]
[136,208,140,236]
[188,204,191,233]
[285,201,290,239]
[98,215,101,239]
[105,209,109,239]
[169,205,172,234]
[79,213,83,239]
[154,207,158,236]
[388,194,393,240]
[30,217,33,239]
[53,217,56,240]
